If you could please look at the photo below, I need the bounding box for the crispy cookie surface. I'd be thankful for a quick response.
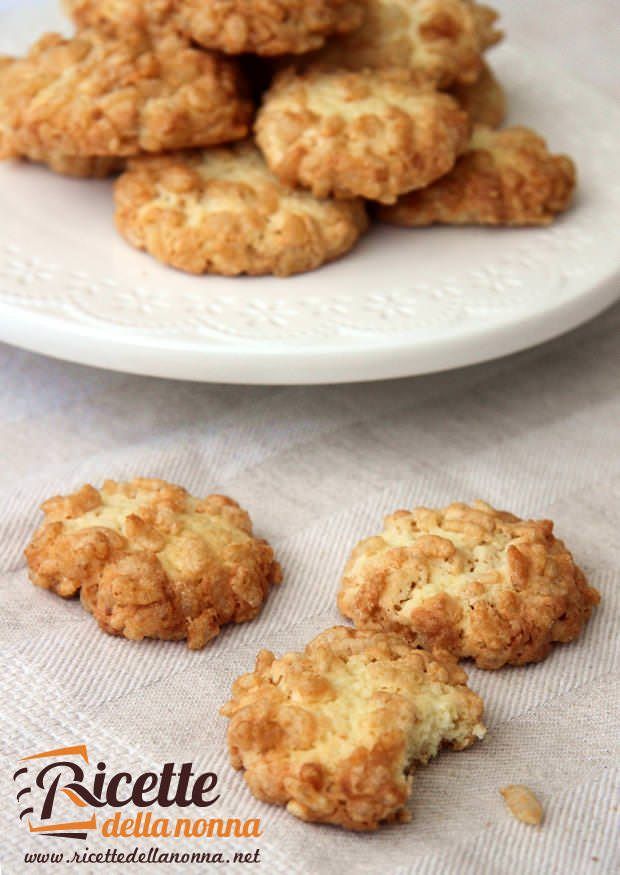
[313,0,502,86]
[176,0,366,57]
[338,501,599,669]
[256,67,469,203]
[63,0,181,37]
[114,142,368,276]
[25,478,281,649]
[221,626,485,830]
[378,126,577,226]
[0,31,252,160]
[0,64,124,180]
[450,61,505,128]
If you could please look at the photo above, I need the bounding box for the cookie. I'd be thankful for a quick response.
[0,57,20,161]
[450,61,505,128]
[29,153,124,178]
[0,103,124,179]
[378,126,577,226]
[1,57,122,176]
[114,142,368,276]
[63,0,181,37]
[175,0,366,57]
[468,0,502,53]
[255,67,469,204]
[0,31,253,160]
[312,0,502,87]
[221,626,485,830]
[25,478,281,649]
[65,0,366,56]
[338,501,599,669]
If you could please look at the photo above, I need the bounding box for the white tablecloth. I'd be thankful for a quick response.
[1,2,619,873]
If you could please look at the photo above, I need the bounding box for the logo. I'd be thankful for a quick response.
[14,746,97,840]
[14,744,262,843]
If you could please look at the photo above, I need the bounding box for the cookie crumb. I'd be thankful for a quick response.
[500,785,544,826]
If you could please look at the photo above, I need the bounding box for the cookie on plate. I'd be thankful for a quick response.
[378,126,576,226]
[0,63,123,181]
[25,478,281,649]
[65,0,364,54]
[221,626,485,830]
[313,0,502,87]
[338,501,599,669]
[468,0,503,52]
[63,0,181,38]
[0,31,253,161]
[256,67,469,204]
[27,153,124,178]
[114,142,368,276]
[174,0,367,57]
[450,61,505,128]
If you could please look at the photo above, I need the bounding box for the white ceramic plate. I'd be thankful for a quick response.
[1,1,619,384]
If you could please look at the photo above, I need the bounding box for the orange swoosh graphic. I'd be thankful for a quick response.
[29,816,96,833]
[21,745,89,764]
[61,787,89,808]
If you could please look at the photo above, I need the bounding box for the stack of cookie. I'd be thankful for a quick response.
[25,480,599,831]
[1,1,577,277]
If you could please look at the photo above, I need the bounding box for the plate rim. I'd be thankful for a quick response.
[1,269,617,383]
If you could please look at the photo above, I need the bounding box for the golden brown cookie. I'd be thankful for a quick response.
[175,0,366,57]
[1,55,122,176]
[64,0,366,58]
[31,153,124,178]
[63,0,182,37]
[221,626,485,830]
[255,67,469,204]
[338,501,599,669]
[468,0,502,52]
[25,478,281,649]
[378,126,577,226]
[0,31,253,160]
[114,142,368,276]
[312,0,502,87]
[0,56,19,161]
[0,113,124,178]
[450,61,505,128]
